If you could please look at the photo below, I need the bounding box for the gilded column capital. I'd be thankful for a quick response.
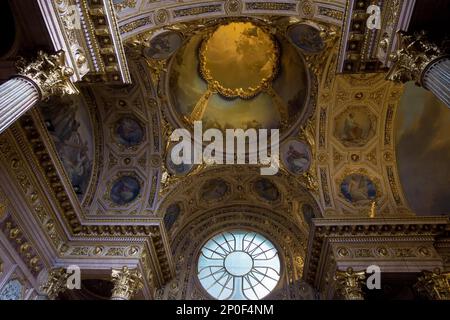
[333,267,366,300]
[415,270,450,300]
[40,268,69,300]
[386,31,446,86]
[111,267,144,300]
[16,50,79,99]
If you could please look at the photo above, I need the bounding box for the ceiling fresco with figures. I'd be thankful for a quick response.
[316,72,411,217]
[395,83,450,216]
[39,95,95,201]
[81,60,163,216]
[30,6,417,228]
[167,21,310,132]
[156,166,321,241]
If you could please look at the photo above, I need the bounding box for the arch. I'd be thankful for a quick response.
[156,204,315,300]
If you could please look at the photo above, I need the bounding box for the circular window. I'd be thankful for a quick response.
[197,230,281,300]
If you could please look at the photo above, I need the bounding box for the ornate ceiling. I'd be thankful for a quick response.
[1,0,449,300]
[113,0,345,39]
[166,21,310,134]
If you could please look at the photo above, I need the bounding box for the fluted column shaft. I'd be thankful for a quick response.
[0,50,78,135]
[422,57,450,107]
[0,77,41,134]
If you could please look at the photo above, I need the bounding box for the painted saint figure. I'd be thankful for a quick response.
[286,144,310,173]
[342,113,363,142]
[115,117,144,146]
[340,174,377,203]
[281,140,311,175]
[110,176,140,205]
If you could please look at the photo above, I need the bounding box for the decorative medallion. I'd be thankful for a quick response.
[164,203,182,231]
[114,117,144,147]
[301,203,315,225]
[334,106,377,148]
[287,23,325,54]
[200,178,230,202]
[110,176,141,205]
[225,0,243,14]
[155,9,169,25]
[281,139,312,175]
[300,0,315,18]
[340,174,377,204]
[143,31,183,60]
[165,144,194,177]
[253,178,280,202]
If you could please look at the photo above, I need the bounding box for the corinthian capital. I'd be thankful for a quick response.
[334,267,366,300]
[415,270,450,300]
[16,50,79,99]
[111,267,144,300]
[386,32,445,85]
[40,268,69,300]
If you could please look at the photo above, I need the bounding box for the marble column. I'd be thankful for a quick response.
[0,50,78,135]
[414,270,450,300]
[333,267,366,300]
[386,31,450,108]
[111,266,144,300]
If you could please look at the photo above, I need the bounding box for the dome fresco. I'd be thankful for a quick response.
[168,21,309,133]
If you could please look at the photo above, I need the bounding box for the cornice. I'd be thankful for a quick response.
[79,0,131,83]
[337,0,416,73]
[303,217,450,287]
[117,0,346,41]
[0,115,174,288]
[37,0,131,84]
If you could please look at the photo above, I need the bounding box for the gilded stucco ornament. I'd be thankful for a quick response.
[225,0,243,14]
[415,270,450,300]
[111,267,144,300]
[40,268,70,300]
[16,51,79,99]
[301,24,339,76]
[113,0,137,12]
[198,22,279,99]
[279,119,319,192]
[53,0,89,78]
[387,32,446,85]
[334,267,366,300]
